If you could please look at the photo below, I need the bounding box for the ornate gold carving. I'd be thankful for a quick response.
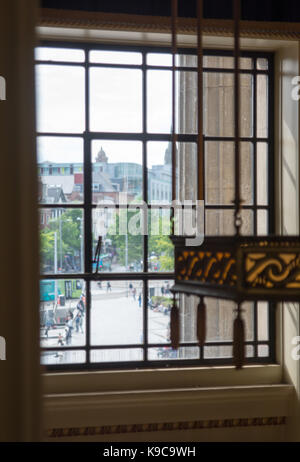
[177,250,236,286]
[245,252,300,289]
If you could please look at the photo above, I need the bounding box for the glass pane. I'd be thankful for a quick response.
[240,74,253,137]
[147,53,197,67]
[40,279,86,348]
[147,69,171,133]
[148,347,199,360]
[205,299,254,342]
[257,75,268,138]
[92,209,143,272]
[179,295,197,343]
[148,280,173,344]
[204,346,232,359]
[258,302,269,341]
[90,281,143,345]
[90,67,142,132]
[89,50,142,65]
[37,137,84,204]
[205,141,234,205]
[148,210,174,272]
[41,350,86,365]
[92,140,142,204]
[36,65,85,133]
[203,56,253,69]
[206,299,235,341]
[90,68,142,132]
[147,142,172,204]
[39,209,84,274]
[90,349,143,362]
[257,143,268,205]
[35,47,85,62]
[240,142,254,205]
[258,345,269,357]
[148,69,197,134]
[204,72,234,137]
[257,58,268,70]
[205,209,235,235]
[241,209,254,235]
[257,210,268,235]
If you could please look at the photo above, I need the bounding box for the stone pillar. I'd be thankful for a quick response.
[0,0,41,441]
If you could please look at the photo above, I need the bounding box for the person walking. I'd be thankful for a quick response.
[107,281,112,292]
[138,293,142,307]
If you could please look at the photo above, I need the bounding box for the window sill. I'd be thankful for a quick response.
[44,382,292,437]
[43,363,282,395]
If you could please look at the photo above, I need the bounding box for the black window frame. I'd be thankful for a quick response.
[37,41,275,371]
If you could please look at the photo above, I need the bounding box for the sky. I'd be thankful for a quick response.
[35,47,181,168]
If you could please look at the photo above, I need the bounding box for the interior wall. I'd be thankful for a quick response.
[277,43,300,441]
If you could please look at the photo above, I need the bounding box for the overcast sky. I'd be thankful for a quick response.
[35,47,177,168]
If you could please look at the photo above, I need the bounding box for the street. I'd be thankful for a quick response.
[41,280,171,365]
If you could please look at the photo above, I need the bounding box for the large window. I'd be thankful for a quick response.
[36,43,274,370]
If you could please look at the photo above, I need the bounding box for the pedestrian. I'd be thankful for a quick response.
[161,286,165,295]
[75,312,83,333]
[58,332,64,346]
[138,293,142,307]
[129,282,133,295]
[65,315,73,345]
[107,281,112,292]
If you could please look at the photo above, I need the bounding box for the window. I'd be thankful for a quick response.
[37,43,274,370]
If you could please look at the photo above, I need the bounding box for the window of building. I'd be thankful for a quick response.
[36,43,274,370]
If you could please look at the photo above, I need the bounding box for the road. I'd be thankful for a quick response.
[41,281,171,365]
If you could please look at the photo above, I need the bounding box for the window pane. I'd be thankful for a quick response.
[148,280,173,344]
[147,70,171,133]
[37,137,84,204]
[92,140,142,204]
[257,75,268,138]
[203,56,253,69]
[258,302,269,341]
[147,53,197,67]
[89,50,142,65]
[240,142,254,205]
[205,141,234,205]
[90,67,142,132]
[257,210,268,235]
[90,349,143,362]
[39,209,84,274]
[93,209,143,272]
[240,74,253,137]
[148,347,199,360]
[257,58,268,70]
[258,345,269,357]
[147,142,172,204]
[36,65,85,133]
[205,209,235,235]
[257,143,268,205]
[40,279,85,349]
[90,281,143,345]
[241,209,254,235]
[148,209,174,272]
[41,350,86,365]
[35,47,85,62]
[204,72,234,137]
[204,346,232,359]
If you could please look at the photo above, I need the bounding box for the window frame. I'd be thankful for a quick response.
[37,39,276,373]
